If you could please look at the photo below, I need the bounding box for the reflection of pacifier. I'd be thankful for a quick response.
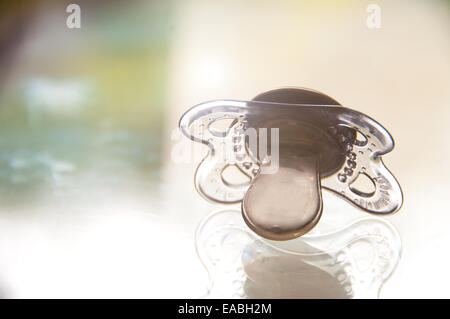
[196,210,401,299]
[179,88,403,240]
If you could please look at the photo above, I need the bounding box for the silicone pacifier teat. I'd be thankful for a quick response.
[242,151,322,240]
[179,87,403,241]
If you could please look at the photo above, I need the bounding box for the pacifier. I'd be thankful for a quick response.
[179,88,403,240]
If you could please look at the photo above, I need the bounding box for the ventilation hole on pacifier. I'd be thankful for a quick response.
[353,131,368,147]
[208,117,237,137]
[221,165,251,187]
[349,173,376,197]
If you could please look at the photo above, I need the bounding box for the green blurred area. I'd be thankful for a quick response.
[0,1,172,207]
[1,1,170,128]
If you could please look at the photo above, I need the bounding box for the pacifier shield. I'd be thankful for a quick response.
[179,87,403,241]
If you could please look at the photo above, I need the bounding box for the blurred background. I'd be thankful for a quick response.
[0,0,448,298]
